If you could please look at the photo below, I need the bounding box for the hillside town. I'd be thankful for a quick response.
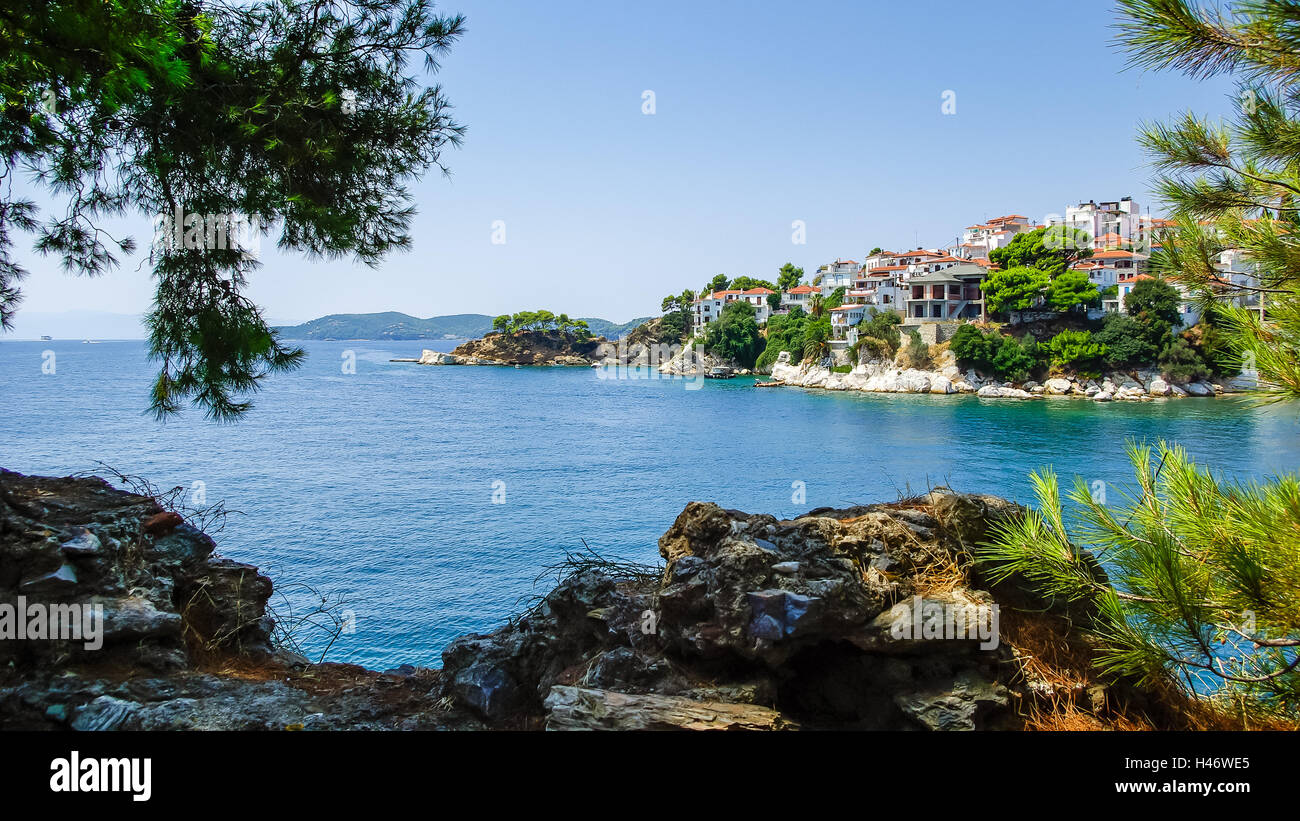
[689,196,1264,354]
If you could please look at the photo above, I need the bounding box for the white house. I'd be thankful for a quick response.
[781,284,818,313]
[957,214,1034,259]
[817,259,862,297]
[1046,198,1143,249]
[829,303,868,339]
[692,287,772,335]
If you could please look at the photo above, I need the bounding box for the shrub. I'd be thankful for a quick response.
[703,300,763,368]
[1125,278,1183,326]
[1048,329,1108,379]
[950,324,1000,373]
[859,310,902,353]
[901,331,931,369]
[993,335,1040,382]
[1095,312,1165,368]
[755,310,807,372]
[1159,335,1213,383]
[854,335,893,364]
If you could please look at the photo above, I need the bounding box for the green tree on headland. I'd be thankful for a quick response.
[776,263,804,291]
[982,266,1051,315]
[1,0,467,420]
[493,310,590,337]
[988,226,1093,277]
[702,299,762,368]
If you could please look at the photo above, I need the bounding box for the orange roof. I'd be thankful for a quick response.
[741,287,775,295]
[829,304,864,311]
[785,285,817,294]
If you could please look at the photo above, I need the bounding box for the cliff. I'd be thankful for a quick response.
[0,468,1199,730]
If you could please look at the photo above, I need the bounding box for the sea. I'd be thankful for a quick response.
[3,338,1299,668]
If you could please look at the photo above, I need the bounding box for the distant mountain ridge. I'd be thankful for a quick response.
[274,312,655,341]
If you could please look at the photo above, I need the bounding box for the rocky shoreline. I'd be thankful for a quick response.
[0,468,1201,731]
[767,351,1250,402]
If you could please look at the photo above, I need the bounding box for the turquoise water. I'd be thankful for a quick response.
[3,339,1299,668]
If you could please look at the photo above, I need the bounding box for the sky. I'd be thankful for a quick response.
[8,0,1237,330]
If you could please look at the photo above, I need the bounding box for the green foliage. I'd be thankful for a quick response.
[658,310,689,342]
[1159,335,1213,383]
[900,330,930,369]
[950,324,1041,381]
[776,263,804,292]
[1045,269,1101,312]
[993,334,1041,383]
[1048,329,1108,379]
[1095,312,1166,368]
[949,324,1000,372]
[755,309,807,371]
[1117,0,1300,400]
[988,227,1093,277]
[1,0,468,420]
[800,316,831,364]
[977,441,1300,720]
[703,274,729,295]
[858,310,902,353]
[766,292,782,312]
[825,286,846,310]
[868,246,883,256]
[659,289,694,341]
[1125,278,1183,326]
[729,276,776,292]
[494,310,590,338]
[982,266,1050,316]
[703,299,762,368]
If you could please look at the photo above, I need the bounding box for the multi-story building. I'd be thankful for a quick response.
[816,259,862,297]
[780,284,818,314]
[957,214,1034,259]
[902,263,987,321]
[1047,198,1144,249]
[691,288,772,335]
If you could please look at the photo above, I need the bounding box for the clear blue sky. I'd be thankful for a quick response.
[11,0,1235,325]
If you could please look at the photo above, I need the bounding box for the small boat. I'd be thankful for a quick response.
[753,380,783,387]
[704,366,734,379]
[40,335,52,341]
[514,364,521,369]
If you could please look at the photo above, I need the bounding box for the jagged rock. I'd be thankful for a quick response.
[543,686,795,731]
[1044,378,1073,395]
[1148,378,1171,397]
[19,562,78,594]
[71,695,142,731]
[59,527,102,556]
[892,671,1014,731]
[1184,381,1213,396]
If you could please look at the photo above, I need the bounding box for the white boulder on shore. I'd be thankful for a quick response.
[763,353,1239,402]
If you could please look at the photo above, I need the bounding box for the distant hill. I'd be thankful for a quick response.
[274,312,655,341]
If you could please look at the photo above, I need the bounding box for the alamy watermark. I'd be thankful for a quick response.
[151,206,262,259]
[0,597,103,650]
[890,596,1000,650]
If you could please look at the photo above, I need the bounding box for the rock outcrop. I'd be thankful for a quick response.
[767,352,1236,402]
[0,470,470,730]
[1,468,1178,731]
[417,330,615,366]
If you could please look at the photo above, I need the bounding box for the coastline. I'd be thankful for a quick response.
[764,355,1249,402]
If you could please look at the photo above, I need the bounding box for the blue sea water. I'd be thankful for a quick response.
[3,338,1299,669]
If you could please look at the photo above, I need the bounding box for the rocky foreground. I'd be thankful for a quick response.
[0,469,1188,730]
